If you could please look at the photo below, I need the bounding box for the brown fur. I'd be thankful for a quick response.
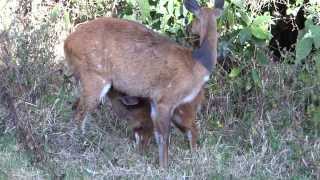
[107,89,153,153]
[72,88,204,153]
[109,89,205,153]
[64,0,223,168]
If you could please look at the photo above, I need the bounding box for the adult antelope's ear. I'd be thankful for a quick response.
[184,0,201,17]
[212,0,225,17]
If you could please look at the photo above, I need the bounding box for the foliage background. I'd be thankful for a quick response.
[0,0,319,179]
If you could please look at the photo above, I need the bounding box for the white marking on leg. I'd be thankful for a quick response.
[156,133,166,168]
[182,89,200,103]
[99,84,111,104]
[203,75,210,82]
[173,114,182,124]
[197,104,202,112]
[187,130,192,142]
[134,132,140,145]
[154,131,162,145]
[159,142,164,167]
[150,100,157,121]
[187,130,193,150]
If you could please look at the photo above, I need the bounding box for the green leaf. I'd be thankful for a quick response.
[238,28,252,44]
[286,6,302,16]
[226,10,235,27]
[123,14,136,21]
[174,3,181,18]
[182,5,188,17]
[296,36,313,63]
[240,11,251,26]
[297,28,308,41]
[229,68,240,78]
[251,69,261,87]
[136,0,151,22]
[63,11,70,27]
[309,25,320,49]
[256,49,269,65]
[127,0,136,5]
[250,15,272,40]
[50,5,60,19]
[305,19,314,29]
[160,15,171,32]
[231,0,245,8]
[311,108,320,124]
[251,27,270,40]
[167,0,174,15]
[315,50,320,79]
[157,0,168,14]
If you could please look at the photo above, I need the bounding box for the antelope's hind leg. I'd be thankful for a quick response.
[73,72,111,133]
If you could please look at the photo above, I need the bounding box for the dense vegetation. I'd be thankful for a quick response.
[0,0,319,179]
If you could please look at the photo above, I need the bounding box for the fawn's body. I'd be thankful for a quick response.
[108,89,204,152]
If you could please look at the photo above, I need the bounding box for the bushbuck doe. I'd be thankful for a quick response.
[108,88,205,153]
[64,0,224,168]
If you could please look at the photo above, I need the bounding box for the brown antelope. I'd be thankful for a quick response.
[64,0,224,168]
[108,88,205,153]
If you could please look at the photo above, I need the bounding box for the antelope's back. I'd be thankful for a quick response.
[64,17,195,97]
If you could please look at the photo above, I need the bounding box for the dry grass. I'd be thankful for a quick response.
[0,0,319,179]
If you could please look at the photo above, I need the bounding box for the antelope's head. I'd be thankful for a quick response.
[184,0,224,45]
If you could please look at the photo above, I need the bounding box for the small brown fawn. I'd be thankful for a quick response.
[108,88,204,153]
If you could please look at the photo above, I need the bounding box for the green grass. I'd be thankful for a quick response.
[0,134,47,179]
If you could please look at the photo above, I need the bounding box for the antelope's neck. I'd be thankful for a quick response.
[192,24,218,73]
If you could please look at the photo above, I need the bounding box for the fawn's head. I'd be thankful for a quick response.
[184,0,224,44]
